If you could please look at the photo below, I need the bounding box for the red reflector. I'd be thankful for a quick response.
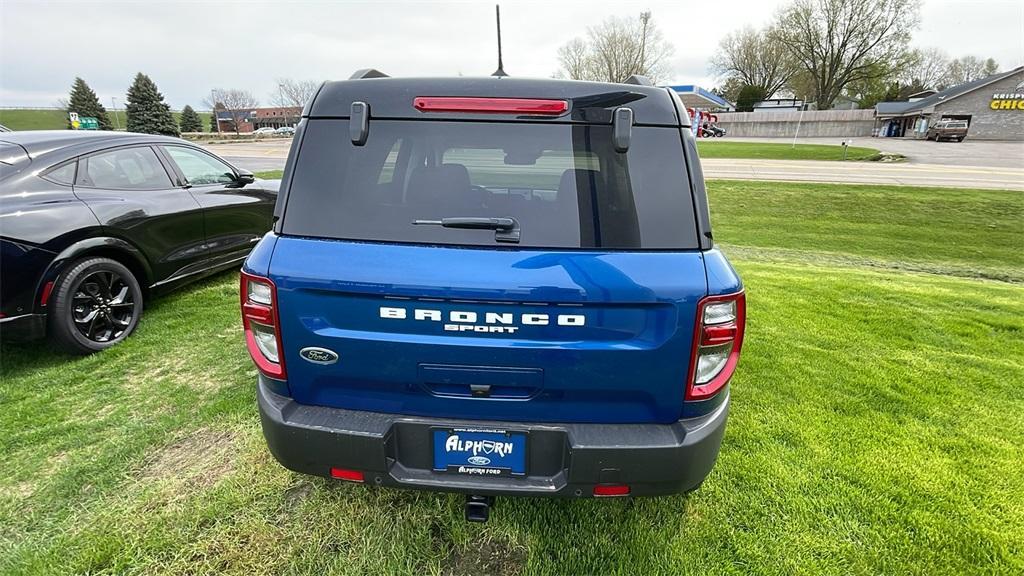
[593,484,631,497]
[413,96,568,115]
[242,302,273,324]
[702,323,737,345]
[40,281,55,307]
[330,468,365,482]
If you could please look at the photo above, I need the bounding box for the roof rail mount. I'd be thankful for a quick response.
[350,69,390,80]
[624,75,653,86]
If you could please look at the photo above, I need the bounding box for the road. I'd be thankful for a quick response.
[207,138,1024,191]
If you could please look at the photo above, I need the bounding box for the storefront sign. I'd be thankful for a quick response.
[991,82,1024,110]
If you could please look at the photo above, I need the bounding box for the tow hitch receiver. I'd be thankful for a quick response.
[465,494,494,523]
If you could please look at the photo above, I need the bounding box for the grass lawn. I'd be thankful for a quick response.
[0,108,214,132]
[1,181,1022,575]
[697,140,883,161]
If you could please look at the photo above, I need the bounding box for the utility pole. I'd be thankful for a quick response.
[111,96,120,130]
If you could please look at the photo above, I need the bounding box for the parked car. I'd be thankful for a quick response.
[926,120,968,142]
[252,127,277,135]
[244,71,745,522]
[274,126,295,135]
[0,131,278,353]
[701,123,726,137]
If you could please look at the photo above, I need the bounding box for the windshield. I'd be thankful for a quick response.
[282,120,698,249]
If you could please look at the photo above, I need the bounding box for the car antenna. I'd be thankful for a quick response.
[491,5,508,77]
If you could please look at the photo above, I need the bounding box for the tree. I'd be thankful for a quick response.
[711,76,746,103]
[204,89,258,135]
[710,26,797,100]
[556,12,674,83]
[903,47,950,90]
[178,105,203,132]
[125,73,179,136]
[208,109,219,133]
[735,84,768,112]
[65,77,113,130]
[272,78,319,108]
[773,0,920,109]
[943,56,999,88]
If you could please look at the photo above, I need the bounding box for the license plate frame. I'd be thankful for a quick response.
[431,427,528,477]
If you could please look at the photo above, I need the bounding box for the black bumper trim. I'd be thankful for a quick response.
[257,376,728,497]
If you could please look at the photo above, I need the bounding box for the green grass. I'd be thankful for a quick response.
[0,108,214,132]
[0,109,68,131]
[697,140,882,161]
[2,181,1023,574]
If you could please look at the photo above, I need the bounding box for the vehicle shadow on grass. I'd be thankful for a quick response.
[0,269,241,383]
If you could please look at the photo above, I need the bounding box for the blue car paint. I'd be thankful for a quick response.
[260,236,711,424]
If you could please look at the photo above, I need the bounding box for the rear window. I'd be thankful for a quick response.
[944,121,968,128]
[282,120,698,249]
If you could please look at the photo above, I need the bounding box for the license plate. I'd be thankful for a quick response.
[432,428,527,477]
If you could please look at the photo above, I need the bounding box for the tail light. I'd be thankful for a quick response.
[687,291,745,400]
[241,271,286,379]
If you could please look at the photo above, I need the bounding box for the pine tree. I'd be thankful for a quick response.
[125,73,180,136]
[66,77,113,130]
[208,109,219,132]
[178,105,203,132]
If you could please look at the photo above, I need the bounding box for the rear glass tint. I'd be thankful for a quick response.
[282,120,698,249]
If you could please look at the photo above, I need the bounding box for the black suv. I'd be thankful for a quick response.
[0,131,276,353]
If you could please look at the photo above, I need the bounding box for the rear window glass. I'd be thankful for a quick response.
[282,120,698,249]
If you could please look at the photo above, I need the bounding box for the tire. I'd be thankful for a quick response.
[48,257,144,354]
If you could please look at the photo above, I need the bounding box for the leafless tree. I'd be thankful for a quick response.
[902,47,950,90]
[943,56,1000,88]
[272,78,320,109]
[772,0,920,108]
[556,12,674,84]
[203,88,258,135]
[710,26,797,100]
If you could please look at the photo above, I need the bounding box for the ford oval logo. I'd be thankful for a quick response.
[467,456,491,466]
[299,347,338,365]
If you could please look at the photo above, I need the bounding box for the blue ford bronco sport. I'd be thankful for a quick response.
[241,69,745,521]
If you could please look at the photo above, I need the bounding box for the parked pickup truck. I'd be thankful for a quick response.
[926,120,969,142]
[241,69,746,522]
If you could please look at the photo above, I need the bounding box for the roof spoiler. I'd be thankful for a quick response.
[349,69,390,80]
[624,75,653,86]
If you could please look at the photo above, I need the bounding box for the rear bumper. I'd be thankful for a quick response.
[0,313,46,341]
[257,376,728,497]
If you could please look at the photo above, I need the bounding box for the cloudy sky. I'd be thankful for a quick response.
[1,0,1021,109]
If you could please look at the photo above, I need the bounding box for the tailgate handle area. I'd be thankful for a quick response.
[418,364,542,400]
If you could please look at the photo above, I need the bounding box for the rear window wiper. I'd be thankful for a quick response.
[412,217,520,243]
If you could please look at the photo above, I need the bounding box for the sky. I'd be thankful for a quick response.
[1,0,1022,109]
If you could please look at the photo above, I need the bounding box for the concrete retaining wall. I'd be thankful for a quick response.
[712,109,875,137]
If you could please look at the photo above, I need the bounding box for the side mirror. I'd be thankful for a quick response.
[234,169,256,186]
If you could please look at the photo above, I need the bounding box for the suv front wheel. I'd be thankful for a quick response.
[48,257,144,354]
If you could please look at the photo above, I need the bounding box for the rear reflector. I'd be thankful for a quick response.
[593,484,631,497]
[413,97,568,115]
[40,281,55,307]
[330,467,365,482]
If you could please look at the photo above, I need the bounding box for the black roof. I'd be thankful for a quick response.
[876,66,1024,117]
[308,76,687,127]
[0,130,185,159]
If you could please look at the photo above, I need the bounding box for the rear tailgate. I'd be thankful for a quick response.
[270,238,706,424]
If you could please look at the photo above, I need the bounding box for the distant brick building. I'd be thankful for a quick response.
[874,66,1024,140]
[215,106,302,133]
